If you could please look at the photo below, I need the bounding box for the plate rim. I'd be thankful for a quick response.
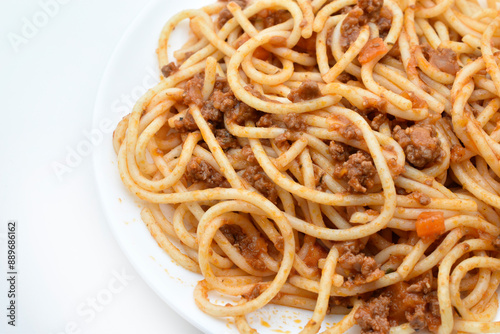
[91,1,214,333]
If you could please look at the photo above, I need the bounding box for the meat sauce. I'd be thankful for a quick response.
[340,0,392,50]
[355,273,441,334]
[220,224,268,271]
[334,151,377,193]
[393,124,444,169]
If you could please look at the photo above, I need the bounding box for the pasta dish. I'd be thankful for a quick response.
[112,0,500,332]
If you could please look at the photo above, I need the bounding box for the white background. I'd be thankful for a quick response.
[0,0,203,333]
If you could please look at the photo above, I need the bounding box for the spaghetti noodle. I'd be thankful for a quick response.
[113,0,500,332]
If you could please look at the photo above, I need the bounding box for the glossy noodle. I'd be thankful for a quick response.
[113,0,500,332]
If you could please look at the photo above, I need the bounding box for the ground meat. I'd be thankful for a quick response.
[241,145,257,164]
[337,72,356,83]
[174,112,198,132]
[314,166,327,190]
[356,272,440,334]
[339,251,385,285]
[334,151,377,193]
[217,0,248,28]
[283,114,307,131]
[220,224,267,271]
[334,239,365,255]
[340,124,363,140]
[215,129,239,150]
[182,74,204,107]
[161,62,179,77]
[179,74,258,130]
[393,125,443,169]
[409,191,431,206]
[198,76,238,128]
[329,141,352,162]
[353,104,387,131]
[340,0,392,50]
[359,0,384,13]
[334,239,383,286]
[355,294,391,334]
[212,76,238,111]
[242,166,278,204]
[255,113,306,131]
[226,101,261,125]
[256,114,276,127]
[259,9,291,28]
[287,80,322,102]
[329,296,353,308]
[422,45,459,75]
[385,273,441,332]
[371,113,387,131]
[186,157,229,188]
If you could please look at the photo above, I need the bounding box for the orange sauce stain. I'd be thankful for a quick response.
[260,320,271,328]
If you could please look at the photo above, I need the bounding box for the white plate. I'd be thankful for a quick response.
[92,1,371,333]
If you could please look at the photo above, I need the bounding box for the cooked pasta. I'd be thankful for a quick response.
[113,0,500,332]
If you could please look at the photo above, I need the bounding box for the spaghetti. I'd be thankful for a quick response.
[113,0,500,332]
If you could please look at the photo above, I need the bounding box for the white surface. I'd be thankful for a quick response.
[0,0,202,333]
[91,1,348,332]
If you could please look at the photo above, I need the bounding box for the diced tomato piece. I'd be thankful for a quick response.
[415,211,445,241]
[358,38,388,65]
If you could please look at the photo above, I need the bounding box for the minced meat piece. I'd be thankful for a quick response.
[178,75,248,130]
[340,0,392,50]
[242,165,278,204]
[174,112,198,132]
[161,62,179,77]
[256,114,276,127]
[215,129,239,150]
[182,74,204,107]
[260,9,291,28]
[409,191,431,206]
[337,72,356,83]
[355,294,391,334]
[217,0,248,28]
[340,124,363,140]
[422,45,459,75]
[393,125,443,169]
[186,157,229,187]
[211,76,238,112]
[359,0,384,14]
[220,224,267,271]
[226,101,261,125]
[241,145,257,164]
[334,239,364,255]
[287,80,322,102]
[283,113,307,131]
[334,151,377,193]
[329,141,352,162]
[339,251,384,285]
